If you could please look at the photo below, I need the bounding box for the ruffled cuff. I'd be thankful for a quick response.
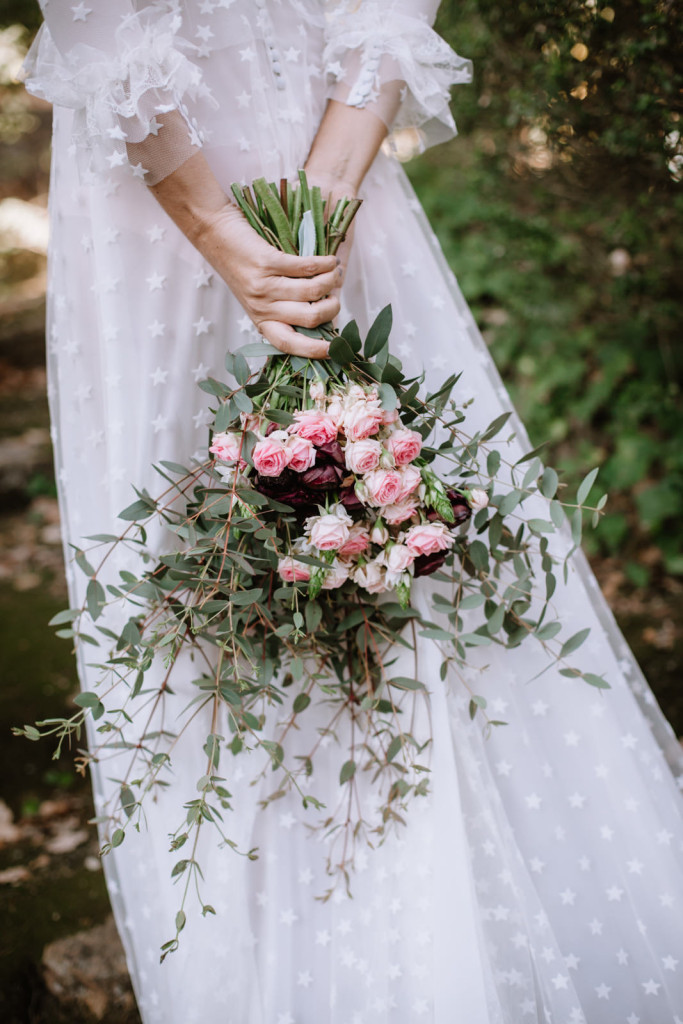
[324,9,472,157]
[22,8,207,183]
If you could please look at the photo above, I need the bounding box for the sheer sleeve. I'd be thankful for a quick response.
[22,1,208,184]
[323,0,472,156]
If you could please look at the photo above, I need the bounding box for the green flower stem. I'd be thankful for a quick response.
[252,178,298,254]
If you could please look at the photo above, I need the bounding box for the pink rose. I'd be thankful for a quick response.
[290,410,338,446]
[309,380,326,403]
[467,488,489,512]
[306,509,352,551]
[397,463,422,501]
[277,557,311,582]
[386,428,422,466]
[209,431,244,466]
[353,559,387,594]
[321,558,351,590]
[345,439,382,475]
[286,435,316,473]
[343,402,384,442]
[404,522,455,557]
[363,469,403,507]
[252,437,291,477]
[326,395,344,426]
[338,523,370,557]
[383,499,419,525]
[384,543,415,573]
[381,408,400,426]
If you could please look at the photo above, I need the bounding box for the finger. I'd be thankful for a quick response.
[260,321,330,359]
[263,295,341,330]
[273,265,343,302]
[267,252,339,279]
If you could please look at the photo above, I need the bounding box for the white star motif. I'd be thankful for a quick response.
[560,889,576,906]
[525,793,541,810]
[642,979,661,995]
[255,891,267,907]
[401,262,417,277]
[588,918,603,935]
[412,999,429,1015]
[240,47,256,62]
[600,825,614,841]
[595,983,611,999]
[151,414,168,433]
[520,999,535,1015]
[191,362,211,382]
[578,855,591,871]
[568,792,586,809]
[387,963,402,979]
[594,763,609,778]
[194,267,213,288]
[529,857,545,874]
[663,955,679,971]
[531,700,548,716]
[276,1014,294,1024]
[551,974,569,990]
[279,908,298,926]
[656,829,673,845]
[146,272,166,291]
[496,760,511,777]
[659,892,674,908]
[71,3,91,20]
[296,970,312,988]
[404,321,417,337]
[621,732,638,749]
[564,730,580,746]
[564,954,580,970]
[147,225,166,243]
[149,320,165,339]
[193,316,212,336]
[196,24,214,42]
[284,47,301,62]
[626,1016,640,1024]
[606,885,624,901]
[107,150,126,168]
[616,948,629,965]
[236,91,251,108]
[130,162,147,179]
[315,930,330,946]
[103,227,120,244]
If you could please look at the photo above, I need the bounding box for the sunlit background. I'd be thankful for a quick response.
[0,2,681,1021]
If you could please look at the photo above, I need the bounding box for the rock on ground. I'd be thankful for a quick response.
[42,916,139,1022]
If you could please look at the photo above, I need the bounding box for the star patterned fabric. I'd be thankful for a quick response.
[23,1,683,1022]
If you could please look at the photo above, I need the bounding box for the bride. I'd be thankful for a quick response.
[25,1,683,1021]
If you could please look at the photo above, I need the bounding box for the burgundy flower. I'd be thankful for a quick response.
[340,486,363,511]
[413,550,449,577]
[315,440,345,467]
[300,462,343,490]
[446,489,473,526]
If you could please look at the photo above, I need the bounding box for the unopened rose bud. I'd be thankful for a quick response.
[370,519,389,545]
[467,488,489,512]
[309,379,326,403]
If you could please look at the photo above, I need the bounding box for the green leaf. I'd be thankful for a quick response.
[583,672,610,689]
[388,676,426,690]
[515,441,549,466]
[118,499,154,522]
[459,593,486,610]
[232,388,253,414]
[378,382,397,411]
[364,304,393,358]
[560,627,591,658]
[480,412,512,442]
[487,450,501,477]
[328,335,356,366]
[86,579,106,622]
[49,608,80,627]
[293,693,311,713]
[175,910,186,933]
[120,784,136,818]
[386,736,402,763]
[528,518,554,534]
[339,760,356,784]
[74,549,95,577]
[341,320,362,353]
[305,601,322,633]
[263,408,295,426]
[111,828,125,848]
[236,341,280,357]
[549,500,564,528]
[577,467,599,505]
[535,621,562,641]
[540,467,559,499]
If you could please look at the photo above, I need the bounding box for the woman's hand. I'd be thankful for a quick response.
[149,153,341,359]
[190,201,342,358]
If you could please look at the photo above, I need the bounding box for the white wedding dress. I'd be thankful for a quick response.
[25,2,683,1022]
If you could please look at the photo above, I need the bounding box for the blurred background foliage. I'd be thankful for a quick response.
[422,0,683,585]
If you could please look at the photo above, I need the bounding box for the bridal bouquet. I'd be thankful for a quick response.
[16,173,607,957]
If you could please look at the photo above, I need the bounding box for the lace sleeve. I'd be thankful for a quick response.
[22,1,208,185]
[323,0,472,156]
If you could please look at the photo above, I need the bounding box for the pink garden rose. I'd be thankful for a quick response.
[309,379,326,404]
[467,488,490,512]
[363,469,403,507]
[385,428,422,466]
[383,499,419,525]
[286,435,316,473]
[252,436,291,477]
[381,407,400,426]
[321,558,351,590]
[277,557,311,582]
[343,402,384,442]
[384,543,415,574]
[290,409,338,446]
[338,523,370,557]
[306,507,352,551]
[209,431,245,466]
[397,463,422,501]
[353,559,387,594]
[404,522,455,557]
[345,439,382,475]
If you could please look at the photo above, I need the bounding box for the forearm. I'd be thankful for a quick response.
[304,99,390,197]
